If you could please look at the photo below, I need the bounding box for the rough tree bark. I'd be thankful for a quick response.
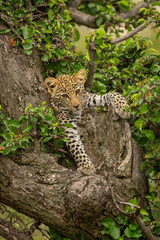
[0,31,148,239]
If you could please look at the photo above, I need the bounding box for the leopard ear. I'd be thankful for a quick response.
[44,77,58,94]
[75,69,86,83]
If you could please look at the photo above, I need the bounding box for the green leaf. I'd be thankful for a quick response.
[48,9,54,20]
[22,25,29,39]
[96,16,104,27]
[156,31,160,40]
[88,2,96,8]
[43,29,53,34]
[118,0,129,9]
[23,123,33,132]
[63,123,73,128]
[139,7,148,15]
[41,54,49,62]
[109,57,120,65]
[117,216,127,225]
[142,216,151,222]
[9,145,18,152]
[40,126,46,133]
[131,231,142,238]
[140,162,149,171]
[94,73,103,80]
[129,223,137,230]
[8,120,21,128]
[102,217,115,228]
[48,0,57,8]
[152,210,159,219]
[96,26,106,39]
[73,28,80,42]
[156,150,160,158]
[25,50,32,55]
[94,81,106,91]
[137,18,145,25]
[135,118,143,132]
[109,226,120,240]
[55,49,62,59]
[31,116,38,125]
[145,130,155,141]
[101,229,107,235]
[124,227,132,238]
[0,29,11,34]
[23,43,33,50]
[39,21,47,29]
[54,152,62,157]
[129,197,138,205]
[140,209,149,216]
[56,139,64,148]
[139,104,148,114]
[151,64,160,73]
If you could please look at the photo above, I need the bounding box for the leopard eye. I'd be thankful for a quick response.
[75,89,80,95]
[62,94,70,98]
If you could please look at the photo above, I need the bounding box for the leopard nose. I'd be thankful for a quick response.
[74,104,80,109]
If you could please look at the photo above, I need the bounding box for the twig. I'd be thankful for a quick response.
[86,36,96,88]
[0,203,34,240]
[0,14,24,42]
[28,112,37,137]
[111,19,152,45]
[119,201,141,210]
[134,215,159,240]
[32,12,48,20]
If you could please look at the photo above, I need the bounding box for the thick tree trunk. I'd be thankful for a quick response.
[0,30,148,239]
[0,28,48,119]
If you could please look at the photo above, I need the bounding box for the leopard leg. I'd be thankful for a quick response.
[83,91,130,119]
[64,121,95,175]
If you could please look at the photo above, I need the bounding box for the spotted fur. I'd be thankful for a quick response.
[44,69,130,174]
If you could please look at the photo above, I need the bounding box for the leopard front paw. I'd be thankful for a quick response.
[77,162,95,175]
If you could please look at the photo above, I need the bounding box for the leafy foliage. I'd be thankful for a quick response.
[0,0,86,76]
[101,216,143,240]
[101,197,160,239]
[0,103,66,155]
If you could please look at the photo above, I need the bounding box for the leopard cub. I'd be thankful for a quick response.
[44,69,130,174]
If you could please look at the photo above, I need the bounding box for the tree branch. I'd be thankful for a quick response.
[117,0,155,20]
[68,0,158,29]
[0,217,34,240]
[68,0,82,8]
[86,37,96,88]
[68,7,98,28]
[68,0,97,8]
[111,19,152,45]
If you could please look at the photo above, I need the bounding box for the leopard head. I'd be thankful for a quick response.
[44,69,86,113]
